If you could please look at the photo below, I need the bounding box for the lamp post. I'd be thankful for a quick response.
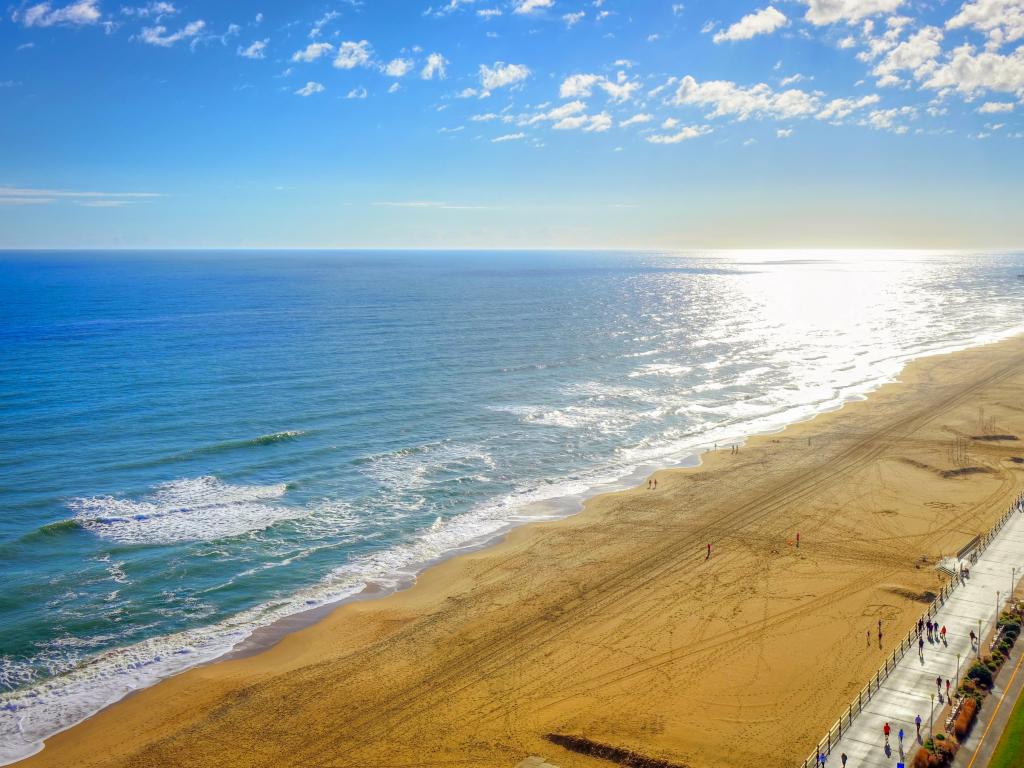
[978,618,982,658]
[956,652,961,692]
[930,693,935,739]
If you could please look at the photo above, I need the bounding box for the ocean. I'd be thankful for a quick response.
[1,249,1022,762]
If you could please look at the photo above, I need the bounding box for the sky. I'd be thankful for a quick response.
[0,0,1023,250]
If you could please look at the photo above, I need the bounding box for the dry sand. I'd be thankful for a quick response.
[17,335,1024,768]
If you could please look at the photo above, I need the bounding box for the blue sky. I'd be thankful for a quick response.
[1,0,1022,249]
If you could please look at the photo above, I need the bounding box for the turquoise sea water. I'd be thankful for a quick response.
[1,250,1023,761]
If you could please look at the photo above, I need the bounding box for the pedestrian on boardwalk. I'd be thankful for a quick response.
[818,751,827,766]
[898,727,904,747]
[840,753,847,767]
[946,679,951,699]
[884,722,891,747]
[940,625,947,643]
[915,714,922,740]
[970,630,977,647]
[936,676,942,697]
[919,636,925,655]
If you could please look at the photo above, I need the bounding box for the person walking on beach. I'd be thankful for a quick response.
[867,629,871,646]
[883,722,891,747]
[706,543,711,560]
[796,531,800,548]
[653,478,657,489]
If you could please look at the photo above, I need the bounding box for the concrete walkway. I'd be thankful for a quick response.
[825,509,1024,768]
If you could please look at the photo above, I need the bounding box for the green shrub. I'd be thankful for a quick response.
[968,662,994,688]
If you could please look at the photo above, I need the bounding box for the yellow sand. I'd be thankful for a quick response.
[17,335,1024,768]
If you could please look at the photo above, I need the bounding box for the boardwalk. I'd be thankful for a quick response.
[826,509,1024,768]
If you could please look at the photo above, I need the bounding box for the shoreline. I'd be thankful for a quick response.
[9,330,1024,767]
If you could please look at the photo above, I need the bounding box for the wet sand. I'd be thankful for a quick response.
[17,335,1024,768]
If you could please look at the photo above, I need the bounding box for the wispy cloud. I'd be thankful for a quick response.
[0,185,163,206]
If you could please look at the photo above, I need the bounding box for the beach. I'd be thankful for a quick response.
[13,334,1024,768]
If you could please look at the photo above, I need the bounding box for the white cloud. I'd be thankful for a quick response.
[479,61,531,90]
[553,111,613,131]
[0,185,161,205]
[421,52,448,79]
[346,86,368,99]
[471,112,499,121]
[334,40,373,69]
[802,0,904,26]
[776,128,794,137]
[563,11,584,26]
[383,58,414,77]
[559,72,640,102]
[661,117,679,128]
[838,35,857,48]
[456,87,479,98]
[673,75,820,120]
[560,73,602,98]
[18,0,101,27]
[292,42,334,62]
[139,20,205,46]
[121,2,176,19]
[978,100,1016,111]
[645,124,713,143]
[815,93,881,120]
[923,43,1024,97]
[861,105,916,132]
[946,0,1024,50]
[525,100,587,126]
[309,10,339,38]
[295,81,325,96]
[620,113,653,126]
[477,8,502,18]
[713,6,788,44]
[513,0,553,14]
[492,132,526,142]
[871,26,944,86]
[238,39,267,59]
[780,73,810,86]
[425,0,474,17]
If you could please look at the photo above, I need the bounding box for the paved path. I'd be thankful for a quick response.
[826,509,1024,768]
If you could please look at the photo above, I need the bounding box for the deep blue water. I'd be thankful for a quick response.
[1,249,1023,761]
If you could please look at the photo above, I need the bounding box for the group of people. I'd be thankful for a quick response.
[917,616,947,656]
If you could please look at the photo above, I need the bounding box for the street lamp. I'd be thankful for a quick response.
[956,653,961,692]
[978,618,982,658]
[930,693,935,739]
